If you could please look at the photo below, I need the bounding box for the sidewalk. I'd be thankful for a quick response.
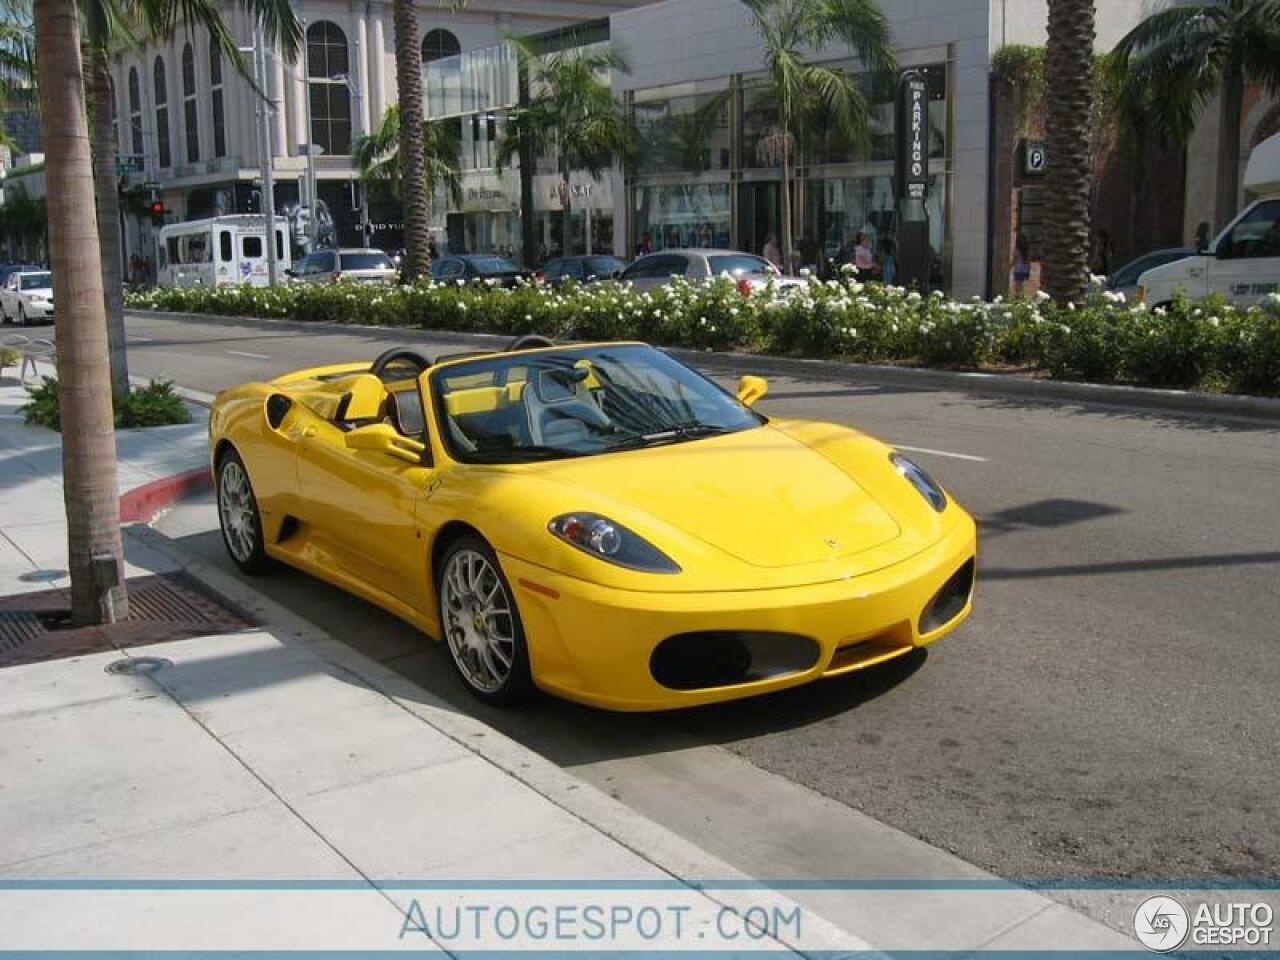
[0,365,1137,954]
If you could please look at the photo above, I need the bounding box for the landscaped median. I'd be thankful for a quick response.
[125,276,1280,398]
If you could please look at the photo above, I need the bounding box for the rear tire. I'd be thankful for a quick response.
[436,534,534,706]
[216,448,269,575]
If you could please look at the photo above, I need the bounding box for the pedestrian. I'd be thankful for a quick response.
[1194,221,1211,253]
[1012,232,1031,298]
[1092,228,1113,277]
[854,231,874,275]
[879,236,897,286]
[763,232,782,270]
[637,232,652,256]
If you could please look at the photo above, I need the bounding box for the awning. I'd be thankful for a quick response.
[1244,132,1280,195]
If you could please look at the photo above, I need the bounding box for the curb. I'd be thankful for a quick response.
[118,465,212,524]
[129,308,1280,425]
[124,522,875,957]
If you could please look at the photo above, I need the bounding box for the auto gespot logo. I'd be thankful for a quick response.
[1134,895,1274,951]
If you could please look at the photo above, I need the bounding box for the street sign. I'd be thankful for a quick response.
[143,181,163,191]
[895,71,929,201]
[1023,140,1048,177]
[116,154,145,175]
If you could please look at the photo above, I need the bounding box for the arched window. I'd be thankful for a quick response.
[181,43,199,163]
[153,55,171,168]
[209,37,226,158]
[306,21,351,155]
[128,67,143,157]
[422,28,460,64]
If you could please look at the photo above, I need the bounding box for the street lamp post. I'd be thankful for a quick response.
[334,71,368,247]
[242,37,280,286]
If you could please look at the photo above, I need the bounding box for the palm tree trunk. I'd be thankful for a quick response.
[393,0,430,280]
[89,46,130,402]
[1214,63,1244,233]
[1041,0,1095,302]
[34,0,129,625]
[779,133,794,275]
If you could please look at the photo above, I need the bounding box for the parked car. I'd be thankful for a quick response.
[289,248,398,285]
[430,254,531,288]
[0,269,54,325]
[1106,247,1193,302]
[538,255,626,287]
[209,335,975,710]
[1137,195,1280,308]
[618,249,808,294]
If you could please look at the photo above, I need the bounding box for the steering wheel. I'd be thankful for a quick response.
[506,334,556,352]
[369,346,434,380]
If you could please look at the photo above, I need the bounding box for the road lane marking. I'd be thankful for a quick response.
[225,349,271,360]
[893,444,988,463]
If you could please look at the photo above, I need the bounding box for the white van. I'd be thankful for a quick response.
[157,215,291,288]
[1137,196,1280,309]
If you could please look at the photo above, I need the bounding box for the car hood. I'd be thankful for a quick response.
[525,425,902,568]
[23,287,52,297]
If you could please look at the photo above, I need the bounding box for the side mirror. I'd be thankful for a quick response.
[284,268,296,278]
[611,269,622,280]
[736,375,768,408]
[344,423,425,464]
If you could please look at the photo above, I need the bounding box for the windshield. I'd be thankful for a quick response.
[20,273,51,290]
[707,254,775,277]
[431,344,763,464]
[340,252,395,271]
[469,256,519,274]
[586,256,624,276]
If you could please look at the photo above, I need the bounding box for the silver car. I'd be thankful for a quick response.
[289,248,398,285]
[618,249,807,293]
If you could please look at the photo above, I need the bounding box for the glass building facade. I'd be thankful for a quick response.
[627,61,952,284]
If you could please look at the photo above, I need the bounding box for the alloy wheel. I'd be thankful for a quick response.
[218,458,257,563]
[440,549,517,693]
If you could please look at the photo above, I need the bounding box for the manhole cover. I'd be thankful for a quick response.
[106,656,172,676]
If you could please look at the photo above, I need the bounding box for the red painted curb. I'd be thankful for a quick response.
[119,466,213,524]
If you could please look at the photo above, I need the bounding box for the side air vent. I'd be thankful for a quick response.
[266,394,293,429]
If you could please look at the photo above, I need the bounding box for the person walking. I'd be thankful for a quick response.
[854,231,875,275]
[1012,232,1031,298]
[763,232,783,270]
[879,237,897,286]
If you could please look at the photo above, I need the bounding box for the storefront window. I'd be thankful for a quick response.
[740,79,783,170]
[806,173,948,279]
[633,85,731,176]
[632,182,731,253]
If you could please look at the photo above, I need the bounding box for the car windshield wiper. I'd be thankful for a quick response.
[607,423,734,450]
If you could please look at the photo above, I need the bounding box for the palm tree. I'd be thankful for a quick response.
[1041,0,1096,302]
[391,0,431,280]
[1112,0,1280,232]
[742,0,896,274]
[34,0,128,624]
[496,39,632,261]
[82,0,300,400]
[353,103,462,210]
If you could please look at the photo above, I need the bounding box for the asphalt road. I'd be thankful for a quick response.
[129,310,1280,901]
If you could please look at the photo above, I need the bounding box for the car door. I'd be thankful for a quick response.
[295,385,437,610]
[1208,199,1280,306]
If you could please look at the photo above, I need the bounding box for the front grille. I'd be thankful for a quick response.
[919,558,975,634]
[650,631,819,691]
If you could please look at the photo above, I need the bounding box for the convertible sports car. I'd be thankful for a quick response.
[210,336,977,711]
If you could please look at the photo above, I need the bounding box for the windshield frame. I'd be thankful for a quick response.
[427,342,766,465]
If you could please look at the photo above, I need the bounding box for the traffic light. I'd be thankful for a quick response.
[150,200,165,216]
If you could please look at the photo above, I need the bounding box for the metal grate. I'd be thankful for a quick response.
[0,573,254,669]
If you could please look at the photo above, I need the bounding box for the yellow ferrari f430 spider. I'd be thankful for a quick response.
[210,336,976,711]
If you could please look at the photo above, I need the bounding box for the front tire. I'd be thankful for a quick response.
[216,448,269,575]
[437,535,534,706]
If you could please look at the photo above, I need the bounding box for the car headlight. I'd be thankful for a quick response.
[890,453,947,512]
[548,512,680,574]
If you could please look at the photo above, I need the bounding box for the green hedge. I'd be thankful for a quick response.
[125,276,1280,397]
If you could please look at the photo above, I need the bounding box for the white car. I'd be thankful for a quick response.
[0,270,54,326]
[618,249,809,295]
[1137,196,1280,308]
[288,248,398,285]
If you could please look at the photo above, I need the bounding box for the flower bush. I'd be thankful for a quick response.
[125,278,1280,398]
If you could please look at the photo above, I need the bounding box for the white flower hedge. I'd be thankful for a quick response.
[125,278,1280,397]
